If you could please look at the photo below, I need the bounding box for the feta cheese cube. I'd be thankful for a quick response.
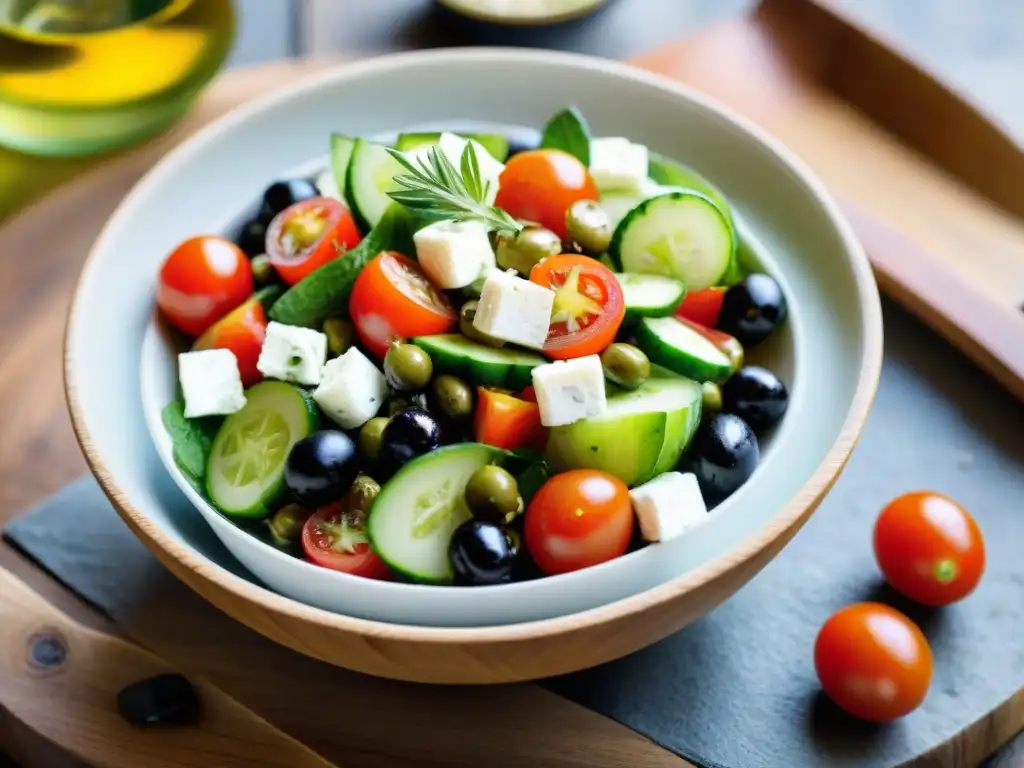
[257,321,328,386]
[473,269,555,349]
[589,137,649,193]
[413,220,496,289]
[438,132,505,204]
[313,347,388,429]
[314,168,343,201]
[531,355,607,427]
[629,472,708,543]
[178,349,246,418]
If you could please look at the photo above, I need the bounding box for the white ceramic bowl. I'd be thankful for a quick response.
[68,50,880,641]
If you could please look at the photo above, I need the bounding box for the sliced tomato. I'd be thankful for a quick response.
[518,385,538,403]
[349,251,456,359]
[266,196,361,285]
[301,503,392,579]
[675,286,726,328]
[192,297,267,386]
[529,254,625,359]
[473,388,547,452]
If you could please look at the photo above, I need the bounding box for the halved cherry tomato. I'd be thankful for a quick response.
[474,388,547,452]
[301,503,392,579]
[156,235,253,336]
[524,469,633,575]
[193,297,267,386]
[494,149,598,240]
[266,197,361,285]
[348,251,456,359]
[873,491,985,606]
[675,286,726,328]
[814,602,932,722]
[529,254,625,359]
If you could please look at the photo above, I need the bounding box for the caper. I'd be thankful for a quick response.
[459,300,505,348]
[496,224,562,274]
[384,341,433,390]
[250,253,274,284]
[339,474,380,529]
[600,343,650,389]
[323,317,355,357]
[358,417,389,461]
[432,374,474,418]
[464,465,523,525]
[702,381,723,413]
[267,504,311,547]
[565,201,612,255]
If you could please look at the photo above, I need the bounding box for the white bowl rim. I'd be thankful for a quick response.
[65,47,882,642]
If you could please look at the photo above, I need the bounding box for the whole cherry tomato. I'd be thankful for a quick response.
[814,602,932,722]
[348,251,456,359]
[495,149,598,240]
[302,503,392,580]
[524,469,633,575]
[157,235,253,336]
[192,296,267,386]
[265,197,361,285]
[873,491,985,606]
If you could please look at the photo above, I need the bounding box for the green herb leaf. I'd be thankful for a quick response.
[540,107,591,166]
[161,398,222,492]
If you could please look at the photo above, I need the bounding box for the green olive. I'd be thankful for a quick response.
[267,504,311,547]
[459,300,505,348]
[600,343,650,389]
[250,253,273,284]
[496,224,563,274]
[701,381,723,412]
[384,341,433,390]
[432,374,474,418]
[464,465,523,525]
[565,201,612,255]
[339,474,380,528]
[323,317,355,357]
[358,417,389,461]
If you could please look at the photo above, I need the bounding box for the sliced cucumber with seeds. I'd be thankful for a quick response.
[412,334,545,390]
[648,151,733,225]
[633,316,734,383]
[345,138,406,231]
[368,443,506,583]
[206,382,319,518]
[329,134,356,200]
[610,192,735,292]
[617,272,686,320]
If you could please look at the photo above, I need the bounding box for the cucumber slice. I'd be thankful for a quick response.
[368,443,506,583]
[329,134,356,200]
[345,138,406,231]
[617,272,686,320]
[611,192,735,291]
[633,316,734,383]
[648,151,732,224]
[412,334,545,390]
[205,382,319,518]
[395,132,510,163]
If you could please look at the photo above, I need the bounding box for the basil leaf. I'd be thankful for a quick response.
[540,107,591,166]
[161,398,222,492]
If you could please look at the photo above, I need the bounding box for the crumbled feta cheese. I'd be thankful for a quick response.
[589,137,649,193]
[531,355,607,427]
[178,349,246,418]
[413,220,496,289]
[313,347,388,429]
[314,168,343,201]
[629,472,708,543]
[257,321,328,386]
[473,268,555,349]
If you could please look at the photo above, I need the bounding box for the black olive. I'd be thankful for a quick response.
[721,366,789,433]
[235,218,267,257]
[717,273,787,347]
[449,520,515,586]
[378,408,441,474]
[506,135,540,157]
[259,178,319,224]
[284,430,359,507]
[685,413,760,501]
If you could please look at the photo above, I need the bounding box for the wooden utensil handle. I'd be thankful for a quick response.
[0,565,336,768]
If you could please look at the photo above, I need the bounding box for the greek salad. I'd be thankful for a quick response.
[156,107,789,587]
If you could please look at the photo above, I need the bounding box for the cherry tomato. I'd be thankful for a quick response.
[156,235,253,336]
[265,197,361,285]
[348,251,456,359]
[494,150,598,240]
[873,491,985,606]
[524,469,633,575]
[529,254,625,359]
[519,385,538,403]
[675,286,726,328]
[192,296,267,386]
[814,602,932,722]
[473,388,547,452]
[301,503,392,579]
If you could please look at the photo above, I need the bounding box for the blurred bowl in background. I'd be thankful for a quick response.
[436,0,608,27]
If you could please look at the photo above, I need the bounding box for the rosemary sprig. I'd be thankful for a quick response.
[385,145,522,236]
